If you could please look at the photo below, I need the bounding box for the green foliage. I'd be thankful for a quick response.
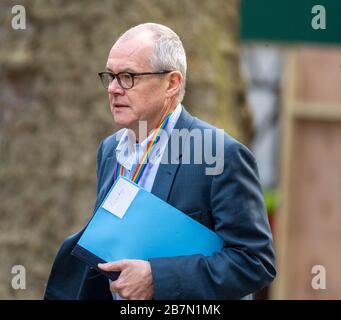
[263,188,279,215]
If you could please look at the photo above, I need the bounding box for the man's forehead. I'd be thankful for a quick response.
[107,34,154,69]
[110,31,154,56]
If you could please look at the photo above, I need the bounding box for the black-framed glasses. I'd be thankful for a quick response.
[98,70,172,90]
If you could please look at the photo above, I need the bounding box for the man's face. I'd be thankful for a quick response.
[106,33,170,132]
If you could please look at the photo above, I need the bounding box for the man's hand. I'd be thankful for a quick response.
[98,259,154,300]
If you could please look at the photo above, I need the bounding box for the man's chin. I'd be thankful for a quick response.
[112,116,136,130]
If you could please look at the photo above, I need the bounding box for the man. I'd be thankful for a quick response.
[44,23,276,300]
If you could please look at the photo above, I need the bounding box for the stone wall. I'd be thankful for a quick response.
[0,0,250,298]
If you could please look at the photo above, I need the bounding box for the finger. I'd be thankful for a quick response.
[98,260,126,271]
[110,279,122,293]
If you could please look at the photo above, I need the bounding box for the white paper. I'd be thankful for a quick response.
[101,177,139,219]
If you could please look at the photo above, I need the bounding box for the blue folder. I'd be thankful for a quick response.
[72,176,223,280]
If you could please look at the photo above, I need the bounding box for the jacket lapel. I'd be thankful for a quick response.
[151,107,194,202]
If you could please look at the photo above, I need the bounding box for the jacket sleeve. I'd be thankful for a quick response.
[149,142,276,299]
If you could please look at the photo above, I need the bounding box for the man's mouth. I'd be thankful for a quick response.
[113,104,130,109]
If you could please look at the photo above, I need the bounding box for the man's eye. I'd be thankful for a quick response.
[120,73,132,81]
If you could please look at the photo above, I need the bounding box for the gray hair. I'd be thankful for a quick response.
[118,23,187,102]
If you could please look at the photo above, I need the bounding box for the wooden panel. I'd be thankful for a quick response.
[295,47,341,104]
[294,103,341,121]
[286,119,341,299]
[272,48,341,299]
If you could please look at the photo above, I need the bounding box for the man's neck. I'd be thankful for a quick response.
[131,102,178,143]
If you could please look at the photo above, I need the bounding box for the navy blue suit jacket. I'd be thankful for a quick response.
[44,107,276,300]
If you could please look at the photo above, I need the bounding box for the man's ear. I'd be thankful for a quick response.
[165,71,182,98]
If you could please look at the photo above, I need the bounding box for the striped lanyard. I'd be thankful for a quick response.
[114,112,172,185]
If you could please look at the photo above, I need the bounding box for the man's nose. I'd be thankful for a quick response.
[108,78,124,95]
